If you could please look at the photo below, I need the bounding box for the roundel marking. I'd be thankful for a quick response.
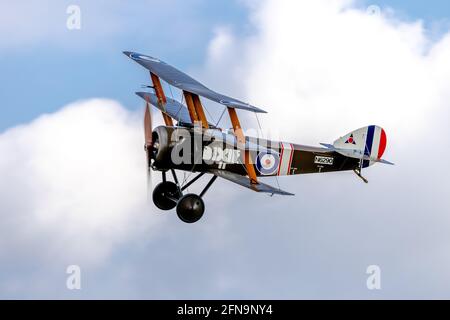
[219,99,248,107]
[130,53,161,63]
[219,99,232,105]
[256,151,280,175]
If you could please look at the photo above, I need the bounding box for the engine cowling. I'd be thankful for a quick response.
[151,126,174,166]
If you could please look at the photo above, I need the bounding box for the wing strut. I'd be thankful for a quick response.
[150,72,174,126]
[192,94,209,128]
[183,91,199,124]
[183,91,209,128]
[227,107,258,184]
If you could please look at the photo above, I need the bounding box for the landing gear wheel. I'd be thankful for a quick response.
[152,181,181,210]
[176,194,205,223]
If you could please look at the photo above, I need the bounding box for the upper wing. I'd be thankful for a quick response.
[124,51,266,113]
[210,170,294,196]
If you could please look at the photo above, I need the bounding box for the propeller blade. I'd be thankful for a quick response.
[144,98,152,149]
[147,163,152,202]
[144,98,153,201]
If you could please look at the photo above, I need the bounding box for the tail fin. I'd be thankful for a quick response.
[331,125,390,167]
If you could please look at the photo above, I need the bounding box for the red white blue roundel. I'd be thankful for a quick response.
[256,151,280,175]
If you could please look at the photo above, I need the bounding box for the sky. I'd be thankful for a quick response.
[1,0,450,299]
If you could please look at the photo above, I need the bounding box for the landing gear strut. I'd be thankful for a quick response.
[151,170,217,223]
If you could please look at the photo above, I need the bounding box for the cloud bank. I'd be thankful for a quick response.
[0,99,166,296]
[2,0,450,298]
[197,0,450,298]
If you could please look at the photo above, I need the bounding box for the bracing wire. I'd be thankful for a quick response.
[168,82,175,100]
[215,107,227,128]
[255,112,263,137]
[203,103,217,124]
[177,91,185,123]
[167,84,183,124]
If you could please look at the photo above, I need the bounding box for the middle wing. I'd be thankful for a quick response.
[136,91,193,125]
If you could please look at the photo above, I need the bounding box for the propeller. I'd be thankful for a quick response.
[144,97,153,201]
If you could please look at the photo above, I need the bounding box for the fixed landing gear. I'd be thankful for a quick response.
[152,170,217,223]
[176,194,205,223]
[152,181,181,210]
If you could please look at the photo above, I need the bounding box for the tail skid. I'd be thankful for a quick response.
[353,167,368,183]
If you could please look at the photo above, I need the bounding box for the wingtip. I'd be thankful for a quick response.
[254,106,268,113]
[378,158,395,165]
[276,189,295,196]
[135,91,146,98]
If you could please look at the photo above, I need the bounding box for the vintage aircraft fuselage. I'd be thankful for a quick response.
[151,125,360,177]
[125,51,391,223]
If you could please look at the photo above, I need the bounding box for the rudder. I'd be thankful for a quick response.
[333,125,388,167]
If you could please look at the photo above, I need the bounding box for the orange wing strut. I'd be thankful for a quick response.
[227,107,258,184]
[192,94,209,128]
[183,91,199,124]
[150,72,174,126]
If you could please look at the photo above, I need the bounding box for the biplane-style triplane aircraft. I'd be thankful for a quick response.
[124,51,393,223]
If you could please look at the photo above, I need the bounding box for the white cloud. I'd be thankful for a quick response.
[0,0,229,52]
[2,0,450,298]
[0,99,161,269]
[205,0,450,146]
[191,0,450,298]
